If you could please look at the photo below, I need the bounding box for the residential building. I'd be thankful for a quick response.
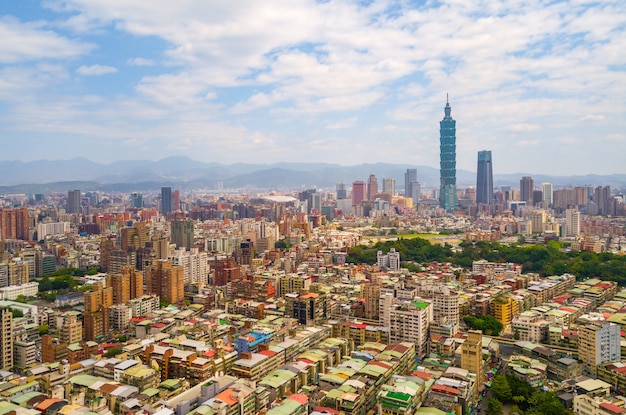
[579,322,621,377]
[542,182,553,208]
[145,259,184,304]
[171,219,194,250]
[0,308,12,370]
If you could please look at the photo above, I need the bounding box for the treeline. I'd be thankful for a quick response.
[346,238,626,284]
[346,237,454,264]
[489,374,567,415]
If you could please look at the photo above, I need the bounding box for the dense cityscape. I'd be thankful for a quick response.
[0,99,625,415]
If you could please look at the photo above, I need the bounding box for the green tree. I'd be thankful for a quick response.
[38,324,49,335]
[104,347,123,357]
[11,308,24,318]
[491,374,513,402]
[486,398,503,415]
[15,294,28,303]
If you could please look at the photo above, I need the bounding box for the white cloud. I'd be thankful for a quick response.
[0,16,92,63]
[326,117,357,130]
[514,139,541,147]
[1,0,626,173]
[579,114,605,122]
[606,133,626,141]
[76,64,118,76]
[127,57,154,66]
[505,123,541,132]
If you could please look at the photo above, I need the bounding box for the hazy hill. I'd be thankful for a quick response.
[0,156,624,193]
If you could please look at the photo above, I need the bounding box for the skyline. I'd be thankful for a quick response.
[1,1,625,175]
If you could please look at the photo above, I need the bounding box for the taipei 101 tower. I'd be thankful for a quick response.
[439,95,458,211]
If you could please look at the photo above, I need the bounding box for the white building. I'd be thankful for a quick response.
[541,182,553,208]
[565,208,581,238]
[512,311,550,343]
[128,294,160,318]
[0,282,39,300]
[37,222,70,240]
[380,293,432,358]
[377,248,400,271]
[170,247,209,285]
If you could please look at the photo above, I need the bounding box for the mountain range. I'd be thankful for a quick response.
[0,157,624,193]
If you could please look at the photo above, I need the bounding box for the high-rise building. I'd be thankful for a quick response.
[476,150,493,205]
[565,208,580,237]
[461,330,483,396]
[170,247,208,285]
[172,189,180,212]
[352,181,366,206]
[411,182,421,206]
[541,183,553,208]
[171,219,194,250]
[0,308,13,371]
[367,173,379,201]
[594,186,612,215]
[380,295,432,358]
[336,183,347,200]
[439,98,458,211]
[145,260,184,304]
[382,178,395,196]
[579,322,621,376]
[83,281,113,341]
[0,207,30,241]
[520,176,534,204]
[131,192,143,208]
[161,186,172,214]
[121,222,149,250]
[67,189,81,214]
[405,169,417,198]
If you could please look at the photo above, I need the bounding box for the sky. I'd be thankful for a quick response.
[0,0,625,176]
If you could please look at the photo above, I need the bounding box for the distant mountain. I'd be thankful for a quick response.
[0,157,624,193]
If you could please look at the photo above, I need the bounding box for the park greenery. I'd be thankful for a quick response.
[489,374,568,415]
[463,315,503,336]
[346,237,626,284]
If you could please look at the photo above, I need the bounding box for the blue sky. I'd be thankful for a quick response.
[0,0,625,175]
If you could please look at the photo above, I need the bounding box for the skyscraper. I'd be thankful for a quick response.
[382,178,395,196]
[520,176,534,204]
[541,183,553,208]
[161,186,172,214]
[476,150,493,205]
[171,219,194,250]
[439,98,458,211]
[404,168,417,198]
[367,173,378,201]
[131,192,143,208]
[336,183,347,200]
[67,189,81,214]
[352,181,366,206]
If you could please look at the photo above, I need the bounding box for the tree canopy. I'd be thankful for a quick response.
[346,238,626,284]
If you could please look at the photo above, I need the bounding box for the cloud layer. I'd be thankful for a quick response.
[0,0,625,176]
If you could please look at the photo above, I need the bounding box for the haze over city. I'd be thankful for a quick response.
[1,0,625,175]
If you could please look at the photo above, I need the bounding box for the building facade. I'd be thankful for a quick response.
[476,150,493,206]
[439,98,458,211]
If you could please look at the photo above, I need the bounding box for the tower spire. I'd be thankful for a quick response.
[446,93,449,104]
